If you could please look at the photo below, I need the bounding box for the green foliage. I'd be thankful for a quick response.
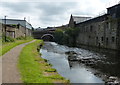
[16,36,26,40]
[54,29,64,44]
[18,40,68,83]
[45,63,53,66]
[45,68,56,72]
[37,42,44,52]
[65,27,80,46]
[1,39,33,56]
[65,27,79,38]
[11,24,17,27]
[44,59,48,62]
[54,27,80,47]
[2,35,15,42]
[2,34,33,42]
[61,34,69,45]
[25,36,34,40]
[18,40,49,83]
[16,36,33,40]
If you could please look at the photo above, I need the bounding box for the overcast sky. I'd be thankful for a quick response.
[0,0,119,28]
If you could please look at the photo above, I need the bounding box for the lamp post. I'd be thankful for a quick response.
[4,16,7,42]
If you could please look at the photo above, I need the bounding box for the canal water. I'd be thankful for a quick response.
[40,42,120,83]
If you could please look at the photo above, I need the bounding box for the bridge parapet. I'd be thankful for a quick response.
[32,28,55,41]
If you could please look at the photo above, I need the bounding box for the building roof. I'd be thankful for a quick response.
[76,14,108,26]
[107,3,120,9]
[72,16,91,24]
[0,19,32,29]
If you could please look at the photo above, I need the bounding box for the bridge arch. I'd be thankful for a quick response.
[41,34,54,41]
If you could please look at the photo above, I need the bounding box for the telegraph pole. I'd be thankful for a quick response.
[4,16,7,42]
[24,17,27,38]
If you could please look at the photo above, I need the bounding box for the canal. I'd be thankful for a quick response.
[40,42,120,83]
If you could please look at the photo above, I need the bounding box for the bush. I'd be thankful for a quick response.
[45,68,56,72]
[54,29,64,44]
[54,27,80,47]
[16,36,33,40]
[2,35,15,42]
[16,36,26,40]
[25,36,33,40]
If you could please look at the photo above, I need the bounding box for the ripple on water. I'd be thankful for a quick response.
[40,42,104,83]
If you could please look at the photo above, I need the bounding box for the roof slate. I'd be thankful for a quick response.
[72,16,91,24]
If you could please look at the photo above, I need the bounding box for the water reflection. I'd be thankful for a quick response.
[92,50,120,78]
[40,42,120,83]
[40,42,106,83]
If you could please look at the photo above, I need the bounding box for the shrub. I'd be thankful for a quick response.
[45,68,56,72]
[25,36,34,40]
[2,35,15,42]
[16,36,33,40]
[54,27,80,47]
[54,29,64,44]
[16,36,26,40]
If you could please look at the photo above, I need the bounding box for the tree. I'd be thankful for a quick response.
[54,27,80,47]
[65,27,79,46]
[54,29,64,44]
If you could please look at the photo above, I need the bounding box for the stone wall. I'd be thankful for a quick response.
[2,24,31,38]
[68,15,75,28]
[15,25,26,38]
[75,4,120,50]
[76,16,118,50]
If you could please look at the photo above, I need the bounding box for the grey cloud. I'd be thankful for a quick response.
[1,2,32,13]
[36,2,77,16]
[36,2,77,26]
[73,10,94,16]
[1,1,100,28]
[39,15,61,25]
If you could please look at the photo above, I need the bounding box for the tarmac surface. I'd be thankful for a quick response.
[0,40,35,84]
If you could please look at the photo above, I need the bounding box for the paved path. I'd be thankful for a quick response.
[0,40,36,84]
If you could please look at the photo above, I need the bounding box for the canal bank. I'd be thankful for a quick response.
[18,40,69,83]
[40,42,120,84]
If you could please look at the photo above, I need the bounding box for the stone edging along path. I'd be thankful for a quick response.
[0,40,36,84]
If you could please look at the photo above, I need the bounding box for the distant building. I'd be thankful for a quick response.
[0,19,32,38]
[54,24,68,30]
[68,14,91,28]
[35,27,46,31]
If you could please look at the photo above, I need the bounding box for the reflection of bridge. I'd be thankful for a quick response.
[32,28,56,41]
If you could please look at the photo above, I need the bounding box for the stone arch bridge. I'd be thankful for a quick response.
[32,28,55,41]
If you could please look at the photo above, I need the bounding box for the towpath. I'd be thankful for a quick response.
[0,40,36,84]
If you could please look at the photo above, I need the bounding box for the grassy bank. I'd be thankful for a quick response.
[18,40,69,83]
[1,39,33,56]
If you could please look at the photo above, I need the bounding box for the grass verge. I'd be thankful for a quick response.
[18,40,69,83]
[1,39,33,56]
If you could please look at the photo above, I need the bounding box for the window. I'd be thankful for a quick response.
[112,37,115,43]
[89,36,91,39]
[106,37,108,45]
[96,37,98,40]
[86,27,88,32]
[101,37,104,42]
[90,25,93,32]
[98,25,100,29]
[96,37,98,45]
[106,22,108,28]
[17,24,19,29]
